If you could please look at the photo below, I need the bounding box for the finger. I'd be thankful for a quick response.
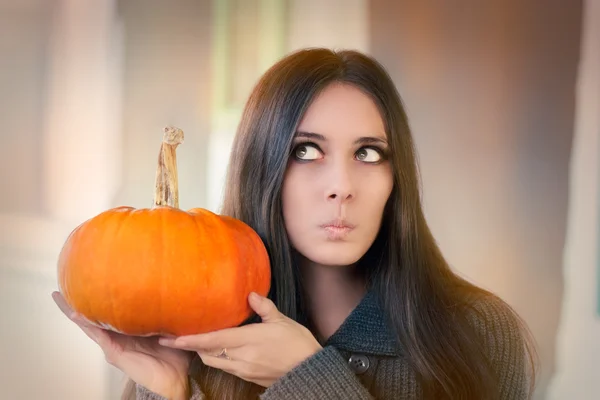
[53,292,102,329]
[52,291,76,319]
[199,353,265,384]
[198,353,244,376]
[129,335,179,358]
[196,348,225,357]
[248,292,283,323]
[159,325,252,350]
[71,313,104,343]
[51,294,132,370]
[84,328,130,368]
[52,292,102,343]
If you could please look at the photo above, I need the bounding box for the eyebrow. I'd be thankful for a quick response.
[294,131,388,146]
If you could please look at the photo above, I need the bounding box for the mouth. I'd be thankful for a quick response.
[319,219,356,240]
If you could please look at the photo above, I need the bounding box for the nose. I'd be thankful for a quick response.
[325,161,354,203]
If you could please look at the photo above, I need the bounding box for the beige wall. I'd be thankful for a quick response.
[1,1,119,398]
[286,0,369,52]
[0,0,49,215]
[114,0,213,212]
[369,1,582,398]
[548,0,600,397]
[0,0,597,398]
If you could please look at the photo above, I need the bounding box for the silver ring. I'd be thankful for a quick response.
[216,347,231,360]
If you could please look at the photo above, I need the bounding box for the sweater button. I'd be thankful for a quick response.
[348,354,370,374]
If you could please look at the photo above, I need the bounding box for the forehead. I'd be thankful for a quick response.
[297,83,386,139]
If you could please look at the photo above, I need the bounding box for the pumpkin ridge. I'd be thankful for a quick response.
[218,213,246,326]
[209,210,238,328]
[158,207,165,335]
[80,215,103,327]
[108,209,131,332]
[191,213,208,331]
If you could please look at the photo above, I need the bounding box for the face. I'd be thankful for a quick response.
[282,82,394,267]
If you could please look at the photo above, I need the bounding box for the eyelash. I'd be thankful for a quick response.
[291,141,388,163]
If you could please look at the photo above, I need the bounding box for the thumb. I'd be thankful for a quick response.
[249,292,282,322]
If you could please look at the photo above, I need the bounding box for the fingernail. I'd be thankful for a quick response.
[249,292,260,301]
[158,337,176,346]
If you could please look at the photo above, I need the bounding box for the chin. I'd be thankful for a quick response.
[299,243,368,267]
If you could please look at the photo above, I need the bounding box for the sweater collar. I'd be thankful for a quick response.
[323,290,401,357]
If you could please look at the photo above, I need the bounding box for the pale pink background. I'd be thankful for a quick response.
[0,1,598,399]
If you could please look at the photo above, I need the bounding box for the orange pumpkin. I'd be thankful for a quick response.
[57,126,271,336]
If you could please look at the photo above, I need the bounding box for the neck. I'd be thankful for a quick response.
[300,257,367,343]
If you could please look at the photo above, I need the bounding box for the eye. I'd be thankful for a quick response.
[355,147,383,163]
[293,143,322,161]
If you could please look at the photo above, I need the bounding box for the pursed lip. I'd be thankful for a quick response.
[319,218,356,229]
[319,219,356,240]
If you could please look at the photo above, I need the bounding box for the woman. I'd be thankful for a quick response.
[53,48,537,399]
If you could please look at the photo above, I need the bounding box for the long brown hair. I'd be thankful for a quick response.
[123,48,537,399]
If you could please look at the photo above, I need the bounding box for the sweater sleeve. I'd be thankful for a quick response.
[468,295,533,400]
[260,345,374,400]
[136,377,206,400]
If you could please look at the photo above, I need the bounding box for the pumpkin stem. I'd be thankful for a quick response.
[153,126,184,208]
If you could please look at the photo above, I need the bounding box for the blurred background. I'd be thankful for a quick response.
[1,0,598,398]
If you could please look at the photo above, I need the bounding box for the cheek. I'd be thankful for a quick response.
[357,168,394,239]
[281,168,312,235]
[363,166,394,208]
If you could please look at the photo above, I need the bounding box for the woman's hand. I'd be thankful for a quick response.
[52,292,193,400]
[158,292,322,388]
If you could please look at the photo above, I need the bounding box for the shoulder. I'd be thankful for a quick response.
[465,293,524,340]
[463,293,528,359]
[463,293,536,398]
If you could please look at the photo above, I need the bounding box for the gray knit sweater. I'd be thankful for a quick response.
[136,291,529,399]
